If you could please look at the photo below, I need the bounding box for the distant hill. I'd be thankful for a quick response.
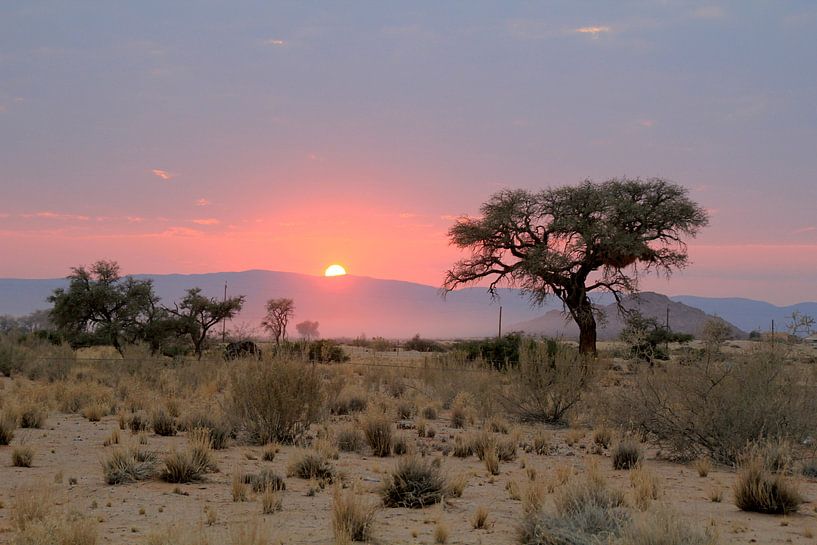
[2,270,808,339]
[670,296,817,334]
[0,270,558,339]
[510,292,746,340]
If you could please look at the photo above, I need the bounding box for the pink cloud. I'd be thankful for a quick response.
[192,218,220,226]
[195,198,210,206]
[159,227,202,237]
[575,25,611,38]
[22,211,91,221]
[151,168,174,180]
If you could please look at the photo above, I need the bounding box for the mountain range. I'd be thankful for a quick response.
[0,270,813,339]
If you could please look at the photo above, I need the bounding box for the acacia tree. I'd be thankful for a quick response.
[48,260,158,354]
[262,298,295,345]
[442,178,709,355]
[166,288,245,359]
[295,320,320,341]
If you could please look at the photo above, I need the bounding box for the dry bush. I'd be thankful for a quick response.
[336,425,365,453]
[622,506,717,545]
[522,481,546,515]
[262,443,278,461]
[472,505,490,529]
[422,405,438,420]
[363,411,393,457]
[160,433,215,485]
[592,427,613,449]
[445,473,468,498]
[127,412,149,433]
[450,404,467,429]
[392,433,410,456]
[13,485,51,531]
[287,449,334,482]
[630,466,661,510]
[612,439,643,470]
[12,445,34,467]
[452,435,473,458]
[102,447,156,484]
[612,349,817,463]
[0,410,16,445]
[81,402,108,422]
[521,467,628,545]
[182,411,232,450]
[260,486,282,514]
[151,408,177,436]
[531,431,551,456]
[502,342,592,424]
[802,458,817,479]
[231,473,249,502]
[694,458,711,478]
[434,521,449,544]
[496,435,518,462]
[18,403,46,429]
[103,429,120,447]
[396,400,415,420]
[250,469,286,493]
[228,359,324,444]
[484,449,500,475]
[734,453,802,514]
[332,486,378,544]
[382,455,446,508]
[329,386,368,415]
[470,430,495,461]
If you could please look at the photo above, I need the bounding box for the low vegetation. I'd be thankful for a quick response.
[382,456,446,508]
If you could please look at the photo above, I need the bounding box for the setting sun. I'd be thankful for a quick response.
[324,264,347,277]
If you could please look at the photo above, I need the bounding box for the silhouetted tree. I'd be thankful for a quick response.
[442,179,709,355]
[166,288,245,359]
[295,320,320,341]
[47,260,158,355]
[262,298,294,345]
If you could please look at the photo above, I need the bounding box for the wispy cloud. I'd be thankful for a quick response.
[151,168,174,180]
[263,38,286,46]
[195,198,210,206]
[575,25,611,38]
[192,218,220,226]
[692,6,725,19]
[160,227,202,237]
[638,119,655,128]
[399,212,417,219]
[22,211,91,221]
[793,226,817,235]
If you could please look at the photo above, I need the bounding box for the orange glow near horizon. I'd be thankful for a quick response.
[324,264,347,277]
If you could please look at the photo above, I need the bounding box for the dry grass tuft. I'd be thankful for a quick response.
[694,457,711,478]
[261,443,278,461]
[231,472,249,502]
[472,505,490,529]
[336,424,365,453]
[445,473,469,498]
[630,466,662,510]
[81,402,108,422]
[260,486,283,514]
[484,449,500,475]
[102,447,156,484]
[287,449,334,482]
[734,453,802,514]
[18,403,47,429]
[612,439,643,470]
[592,427,613,449]
[382,455,446,508]
[452,435,473,458]
[433,521,449,544]
[151,407,177,436]
[12,445,34,467]
[0,410,16,445]
[250,468,286,493]
[332,486,378,544]
[103,428,120,447]
[363,412,393,457]
[623,506,717,545]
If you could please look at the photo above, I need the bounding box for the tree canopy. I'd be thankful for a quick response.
[442,178,709,355]
[262,298,295,345]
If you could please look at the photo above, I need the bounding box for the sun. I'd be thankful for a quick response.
[324,264,347,277]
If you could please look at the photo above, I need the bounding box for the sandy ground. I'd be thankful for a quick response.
[1,383,816,545]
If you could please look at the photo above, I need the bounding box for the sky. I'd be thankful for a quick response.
[1,1,816,304]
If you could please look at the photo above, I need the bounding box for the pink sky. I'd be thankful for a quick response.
[2,2,816,305]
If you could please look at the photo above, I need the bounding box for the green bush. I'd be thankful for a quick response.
[403,334,445,353]
[307,339,349,362]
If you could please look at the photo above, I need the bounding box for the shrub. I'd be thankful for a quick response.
[613,349,817,463]
[0,411,16,445]
[228,359,324,444]
[330,386,368,415]
[592,428,613,449]
[183,412,231,450]
[250,469,286,493]
[802,458,817,479]
[450,405,467,429]
[496,436,518,462]
[287,450,334,482]
[363,412,393,457]
[81,402,108,422]
[127,412,148,433]
[612,440,643,470]
[393,434,410,456]
[12,445,34,467]
[336,425,366,453]
[332,486,378,543]
[532,431,551,456]
[396,400,414,420]
[187,427,217,473]
[102,447,156,484]
[734,454,802,514]
[160,450,207,483]
[261,486,283,514]
[403,334,445,353]
[422,405,438,420]
[382,456,446,508]
[262,443,278,461]
[151,408,177,436]
[623,506,717,545]
[452,435,473,458]
[307,339,349,362]
[502,341,591,424]
[18,403,46,429]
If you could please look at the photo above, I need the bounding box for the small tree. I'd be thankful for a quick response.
[295,320,320,341]
[48,260,158,355]
[701,318,732,354]
[262,298,295,345]
[786,311,815,337]
[442,179,709,355]
[166,288,245,359]
[621,312,692,364]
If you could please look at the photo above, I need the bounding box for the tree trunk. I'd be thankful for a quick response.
[568,293,598,357]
